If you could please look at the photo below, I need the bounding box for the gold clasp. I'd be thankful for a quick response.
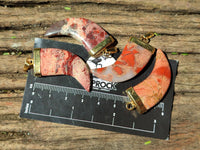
[125,87,147,114]
[126,101,136,111]
[24,57,33,72]
[125,87,137,111]
[23,48,41,77]
[89,35,117,57]
[103,47,118,57]
[139,32,158,44]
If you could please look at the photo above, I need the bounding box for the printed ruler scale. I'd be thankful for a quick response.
[23,78,161,134]
[33,82,128,102]
[27,82,158,133]
[20,38,178,139]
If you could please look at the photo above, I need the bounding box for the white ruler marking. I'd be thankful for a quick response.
[49,109,52,116]
[28,111,156,133]
[91,115,94,122]
[71,106,74,119]
[30,82,157,134]
[112,113,115,125]
[33,82,128,102]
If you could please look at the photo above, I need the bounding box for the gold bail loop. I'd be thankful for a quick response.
[125,87,147,114]
[24,57,33,72]
[126,101,136,111]
[140,32,158,44]
[103,47,118,57]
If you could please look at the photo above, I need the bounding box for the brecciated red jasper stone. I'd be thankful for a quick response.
[61,18,109,52]
[45,18,115,57]
[91,40,153,82]
[40,48,90,92]
[133,49,171,110]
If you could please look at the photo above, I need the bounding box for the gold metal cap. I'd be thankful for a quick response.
[33,48,41,77]
[125,87,147,114]
[89,35,117,57]
[24,57,33,72]
[129,32,157,53]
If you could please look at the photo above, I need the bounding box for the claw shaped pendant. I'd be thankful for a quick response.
[125,49,171,114]
[44,18,117,57]
[24,48,91,92]
[91,36,155,82]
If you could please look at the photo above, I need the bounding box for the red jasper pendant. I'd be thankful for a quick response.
[91,37,155,82]
[44,18,117,57]
[125,49,171,114]
[24,48,91,92]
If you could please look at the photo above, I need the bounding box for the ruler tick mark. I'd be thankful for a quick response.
[112,113,115,125]
[49,109,52,116]
[71,106,74,119]
[97,97,100,105]
[29,104,32,113]
[132,122,135,129]
[113,104,116,108]
[153,120,157,133]
[24,103,29,114]
[29,84,33,89]
[91,115,94,122]
[65,93,68,100]
[156,102,165,116]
